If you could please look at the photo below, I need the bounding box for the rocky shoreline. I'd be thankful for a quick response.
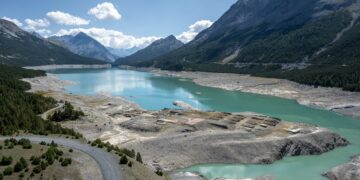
[323,154,360,180]
[146,69,360,120]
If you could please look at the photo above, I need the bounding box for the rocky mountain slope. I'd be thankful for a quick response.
[154,0,359,65]
[48,32,117,62]
[0,19,104,66]
[127,0,360,91]
[115,35,183,66]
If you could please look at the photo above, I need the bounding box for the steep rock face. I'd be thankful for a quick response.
[0,19,103,66]
[115,35,183,66]
[323,154,360,180]
[48,32,117,62]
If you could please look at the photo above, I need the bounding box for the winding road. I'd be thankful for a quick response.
[0,136,123,180]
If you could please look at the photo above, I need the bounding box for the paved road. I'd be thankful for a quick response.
[0,136,122,180]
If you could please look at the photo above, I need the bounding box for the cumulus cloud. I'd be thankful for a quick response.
[24,18,50,31]
[47,11,90,25]
[34,29,52,35]
[88,2,121,20]
[2,17,23,27]
[177,20,213,43]
[54,28,160,49]
[24,18,51,35]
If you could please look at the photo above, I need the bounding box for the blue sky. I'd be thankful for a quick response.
[0,0,236,49]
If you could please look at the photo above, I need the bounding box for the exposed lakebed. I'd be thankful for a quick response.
[48,68,360,180]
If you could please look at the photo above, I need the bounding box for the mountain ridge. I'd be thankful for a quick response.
[0,19,105,66]
[48,32,117,62]
[114,35,184,66]
[120,0,360,91]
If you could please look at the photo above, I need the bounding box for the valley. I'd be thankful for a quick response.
[1,0,360,179]
[22,67,360,180]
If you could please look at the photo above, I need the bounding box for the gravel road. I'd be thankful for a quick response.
[0,136,122,180]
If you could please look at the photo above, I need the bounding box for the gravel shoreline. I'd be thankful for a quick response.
[148,69,360,120]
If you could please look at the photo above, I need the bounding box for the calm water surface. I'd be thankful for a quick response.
[49,68,360,180]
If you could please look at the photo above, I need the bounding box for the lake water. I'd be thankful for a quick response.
[49,68,360,180]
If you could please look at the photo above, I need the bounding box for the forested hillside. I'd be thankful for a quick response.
[0,64,82,136]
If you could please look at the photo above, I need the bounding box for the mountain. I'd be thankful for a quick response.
[0,19,104,66]
[48,32,117,62]
[152,0,360,67]
[107,47,142,58]
[30,31,44,39]
[129,0,360,91]
[114,35,184,66]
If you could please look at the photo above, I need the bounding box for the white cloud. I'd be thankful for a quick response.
[46,11,90,26]
[35,29,52,34]
[177,20,213,43]
[54,28,160,49]
[24,18,50,30]
[24,18,51,35]
[2,17,23,27]
[88,2,121,20]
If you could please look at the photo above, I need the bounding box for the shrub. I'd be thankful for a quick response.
[127,161,132,167]
[14,161,24,172]
[40,141,46,145]
[3,167,13,176]
[40,161,47,170]
[18,138,32,149]
[120,148,135,158]
[155,169,164,176]
[32,166,42,174]
[20,157,28,168]
[61,158,72,167]
[0,156,13,166]
[119,155,128,164]
[31,157,41,165]
[136,152,143,163]
[19,172,25,178]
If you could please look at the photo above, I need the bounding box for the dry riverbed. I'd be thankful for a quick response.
[22,74,350,180]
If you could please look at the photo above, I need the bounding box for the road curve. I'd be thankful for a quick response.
[0,136,122,180]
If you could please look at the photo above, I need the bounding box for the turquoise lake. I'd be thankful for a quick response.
[49,68,360,180]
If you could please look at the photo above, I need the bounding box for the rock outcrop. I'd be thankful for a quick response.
[121,110,349,171]
[323,154,360,180]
